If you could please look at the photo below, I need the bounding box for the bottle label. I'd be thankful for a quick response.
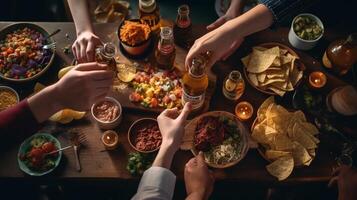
[182,90,205,110]
[177,19,191,29]
[158,44,174,55]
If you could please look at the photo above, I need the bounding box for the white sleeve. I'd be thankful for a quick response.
[131,166,176,200]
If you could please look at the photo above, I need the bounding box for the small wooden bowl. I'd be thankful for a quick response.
[118,19,152,56]
[128,118,161,153]
[242,42,305,95]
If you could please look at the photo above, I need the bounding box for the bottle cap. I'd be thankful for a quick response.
[139,0,156,13]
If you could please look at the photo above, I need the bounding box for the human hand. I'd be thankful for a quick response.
[53,62,114,111]
[72,31,102,63]
[207,0,244,31]
[157,102,192,152]
[185,23,244,70]
[328,165,357,200]
[185,152,215,200]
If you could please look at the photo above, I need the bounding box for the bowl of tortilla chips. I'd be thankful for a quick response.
[251,96,319,181]
[242,43,305,96]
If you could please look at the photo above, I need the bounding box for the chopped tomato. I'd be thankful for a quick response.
[162,95,171,104]
[150,98,158,107]
[129,92,142,102]
[173,89,182,98]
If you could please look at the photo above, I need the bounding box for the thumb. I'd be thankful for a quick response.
[207,17,227,31]
[75,62,108,71]
[177,102,192,122]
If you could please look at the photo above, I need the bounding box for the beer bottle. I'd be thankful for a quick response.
[138,0,161,34]
[182,51,211,110]
[155,27,176,70]
[95,42,117,72]
[322,33,357,75]
[173,4,192,49]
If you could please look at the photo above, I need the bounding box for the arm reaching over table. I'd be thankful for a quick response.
[0,62,114,146]
[185,152,215,200]
[329,165,357,200]
[67,0,102,63]
[185,0,318,69]
[132,103,192,200]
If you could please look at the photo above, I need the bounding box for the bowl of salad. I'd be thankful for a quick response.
[186,111,250,168]
[18,133,62,176]
[0,23,55,82]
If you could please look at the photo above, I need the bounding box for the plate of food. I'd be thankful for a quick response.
[242,43,305,96]
[181,111,249,168]
[0,23,55,82]
[18,133,62,176]
[128,68,183,110]
[251,96,319,181]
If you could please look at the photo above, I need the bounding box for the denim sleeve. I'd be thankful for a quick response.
[258,0,319,25]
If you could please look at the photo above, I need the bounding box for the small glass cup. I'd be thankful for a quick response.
[222,70,245,100]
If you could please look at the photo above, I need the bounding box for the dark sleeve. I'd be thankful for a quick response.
[258,0,319,25]
[0,99,40,146]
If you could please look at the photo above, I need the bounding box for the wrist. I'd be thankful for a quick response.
[186,190,206,200]
[76,28,94,37]
[48,84,65,112]
[160,141,178,155]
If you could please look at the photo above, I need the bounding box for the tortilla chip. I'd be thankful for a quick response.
[264,46,280,56]
[257,73,267,83]
[266,150,292,160]
[271,134,294,151]
[300,122,319,136]
[241,55,250,68]
[260,78,286,86]
[257,96,275,122]
[266,156,294,181]
[247,50,277,73]
[268,86,286,97]
[291,142,312,166]
[248,73,259,86]
[291,123,317,149]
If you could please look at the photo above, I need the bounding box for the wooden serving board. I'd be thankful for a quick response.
[112,37,217,115]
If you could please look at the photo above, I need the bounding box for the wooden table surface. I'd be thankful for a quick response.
[0,22,352,185]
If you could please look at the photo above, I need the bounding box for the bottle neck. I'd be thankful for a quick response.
[189,58,206,78]
[97,43,116,61]
[176,5,191,28]
[158,27,174,54]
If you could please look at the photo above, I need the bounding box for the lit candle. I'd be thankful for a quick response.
[101,130,119,150]
[309,71,327,89]
[235,101,254,121]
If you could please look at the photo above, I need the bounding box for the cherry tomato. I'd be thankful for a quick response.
[29,148,44,159]
[42,142,56,153]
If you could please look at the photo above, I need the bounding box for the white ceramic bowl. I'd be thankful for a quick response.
[288,13,324,50]
[91,97,122,130]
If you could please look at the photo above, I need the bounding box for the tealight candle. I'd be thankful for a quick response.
[309,71,327,89]
[101,130,119,150]
[235,101,254,121]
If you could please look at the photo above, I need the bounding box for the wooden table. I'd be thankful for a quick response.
[0,22,353,186]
